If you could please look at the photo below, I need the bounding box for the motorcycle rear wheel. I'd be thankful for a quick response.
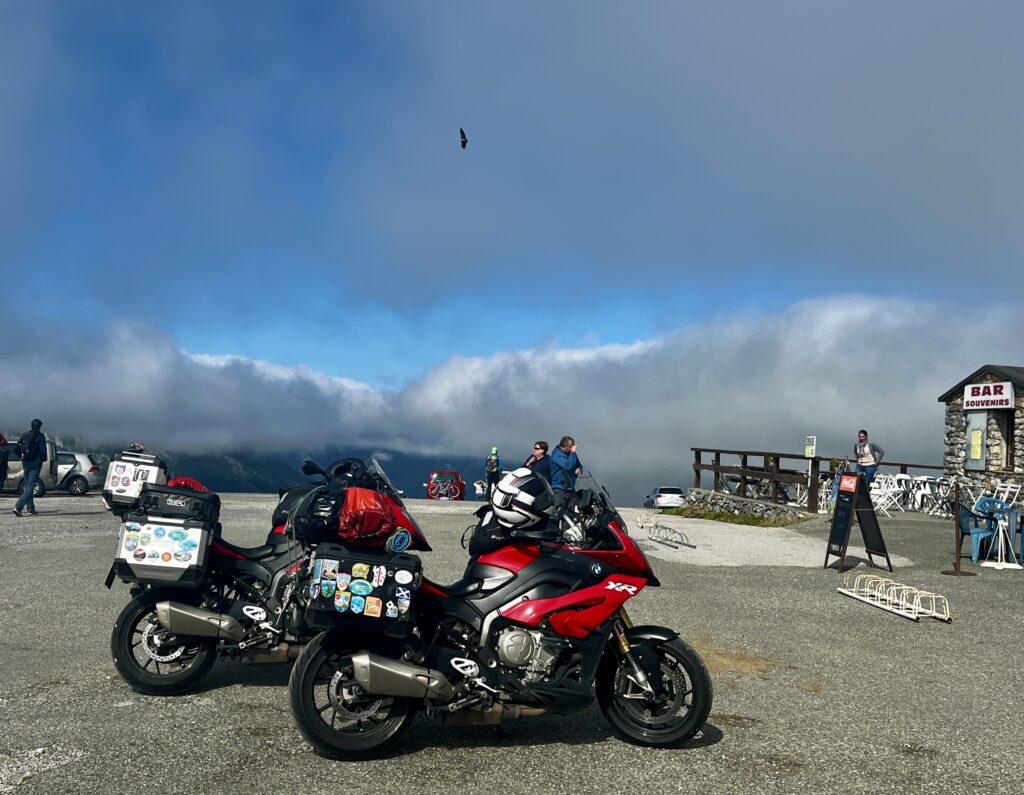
[597,637,712,747]
[111,592,217,696]
[289,632,416,759]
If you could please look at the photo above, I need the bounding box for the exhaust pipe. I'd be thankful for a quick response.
[351,652,455,702]
[155,601,246,642]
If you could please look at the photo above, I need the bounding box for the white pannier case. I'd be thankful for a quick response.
[102,451,168,509]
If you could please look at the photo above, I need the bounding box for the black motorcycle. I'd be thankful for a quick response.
[105,458,422,695]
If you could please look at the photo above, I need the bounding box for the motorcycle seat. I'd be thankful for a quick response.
[215,537,278,561]
[435,577,481,598]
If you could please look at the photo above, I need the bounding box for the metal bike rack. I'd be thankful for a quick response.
[636,514,696,550]
[837,572,951,623]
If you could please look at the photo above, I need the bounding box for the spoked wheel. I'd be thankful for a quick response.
[111,593,217,695]
[597,637,712,747]
[289,632,415,759]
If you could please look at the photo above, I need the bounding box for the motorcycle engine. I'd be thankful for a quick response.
[495,628,561,683]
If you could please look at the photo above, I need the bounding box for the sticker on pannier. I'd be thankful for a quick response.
[119,520,203,569]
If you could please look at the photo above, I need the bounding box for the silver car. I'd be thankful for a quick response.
[57,451,105,495]
[2,444,103,496]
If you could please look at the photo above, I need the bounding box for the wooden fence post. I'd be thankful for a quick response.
[808,457,820,513]
[739,454,748,498]
[713,452,721,492]
[693,449,701,490]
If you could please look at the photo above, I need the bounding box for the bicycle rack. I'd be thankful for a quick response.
[837,572,951,622]
[636,514,696,550]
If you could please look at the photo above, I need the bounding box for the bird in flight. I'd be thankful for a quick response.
[460,128,468,149]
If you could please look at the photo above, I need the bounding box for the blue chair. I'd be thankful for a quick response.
[956,502,995,564]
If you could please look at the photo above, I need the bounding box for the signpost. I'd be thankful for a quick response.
[824,473,893,572]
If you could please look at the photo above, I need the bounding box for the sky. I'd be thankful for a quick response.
[2,2,1022,498]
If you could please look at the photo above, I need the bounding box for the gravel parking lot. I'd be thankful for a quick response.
[1,494,1020,794]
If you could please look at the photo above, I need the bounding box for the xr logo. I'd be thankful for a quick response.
[604,581,638,595]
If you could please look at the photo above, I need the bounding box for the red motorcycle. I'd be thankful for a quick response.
[288,467,712,758]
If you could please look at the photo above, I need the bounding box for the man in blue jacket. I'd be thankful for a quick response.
[13,419,47,517]
[550,435,583,511]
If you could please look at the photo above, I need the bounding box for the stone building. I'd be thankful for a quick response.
[938,364,1024,488]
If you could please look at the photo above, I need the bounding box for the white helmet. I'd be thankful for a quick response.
[490,467,554,529]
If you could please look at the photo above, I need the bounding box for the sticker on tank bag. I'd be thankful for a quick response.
[395,587,411,601]
[321,560,339,579]
[336,572,351,591]
[309,581,321,599]
[397,598,410,615]
[350,596,366,614]
[335,591,350,612]
[352,563,370,579]
[364,597,382,618]
[312,559,323,581]
[372,565,387,587]
[385,601,399,618]
[349,579,373,597]
[321,580,337,599]
[394,570,413,585]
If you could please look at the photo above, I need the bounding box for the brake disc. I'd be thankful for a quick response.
[140,618,186,663]
[327,668,388,722]
[619,660,688,724]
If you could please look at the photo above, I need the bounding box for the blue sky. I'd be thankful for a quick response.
[3,2,1023,494]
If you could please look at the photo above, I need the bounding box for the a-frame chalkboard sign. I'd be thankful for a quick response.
[824,472,893,572]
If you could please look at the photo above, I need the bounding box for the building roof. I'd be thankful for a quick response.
[938,364,1024,403]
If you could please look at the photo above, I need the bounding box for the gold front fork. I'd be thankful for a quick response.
[613,609,634,653]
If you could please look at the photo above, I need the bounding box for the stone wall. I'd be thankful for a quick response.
[943,370,1024,488]
[685,488,811,521]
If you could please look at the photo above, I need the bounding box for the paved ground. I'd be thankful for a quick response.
[1,494,1021,794]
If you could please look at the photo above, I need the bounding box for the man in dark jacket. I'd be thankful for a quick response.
[550,435,583,511]
[0,432,9,492]
[13,419,47,517]
[522,440,552,483]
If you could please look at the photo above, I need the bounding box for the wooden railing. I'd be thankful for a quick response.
[691,447,944,512]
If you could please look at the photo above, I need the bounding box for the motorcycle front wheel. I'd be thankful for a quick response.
[110,592,217,696]
[289,632,416,759]
[597,636,712,747]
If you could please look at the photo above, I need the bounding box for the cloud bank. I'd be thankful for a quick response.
[2,296,1016,499]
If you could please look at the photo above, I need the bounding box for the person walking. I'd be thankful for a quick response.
[854,429,884,487]
[484,446,503,499]
[522,440,552,483]
[0,432,9,493]
[550,435,583,511]
[13,419,47,517]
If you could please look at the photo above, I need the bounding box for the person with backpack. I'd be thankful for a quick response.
[484,446,503,499]
[13,419,47,516]
[0,432,9,493]
[550,435,583,511]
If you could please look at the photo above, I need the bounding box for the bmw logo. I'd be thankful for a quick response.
[591,563,602,577]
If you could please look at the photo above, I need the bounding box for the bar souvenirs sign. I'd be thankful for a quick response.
[963,381,1015,410]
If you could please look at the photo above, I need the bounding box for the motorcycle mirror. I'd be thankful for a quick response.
[301,459,326,478]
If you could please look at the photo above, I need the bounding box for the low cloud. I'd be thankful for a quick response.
[2,295,1017,499]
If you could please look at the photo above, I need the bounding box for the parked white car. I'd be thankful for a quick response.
[643,486,687,509]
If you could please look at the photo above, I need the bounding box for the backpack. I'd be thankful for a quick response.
[18,430,40,463]
[486,454,500,474]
